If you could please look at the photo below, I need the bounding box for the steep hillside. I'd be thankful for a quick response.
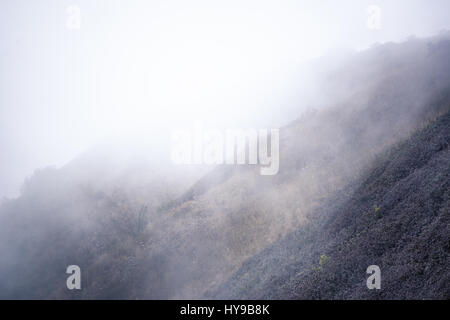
[146,35,450,299]
[213,109,450,299]
[0,34,449,299]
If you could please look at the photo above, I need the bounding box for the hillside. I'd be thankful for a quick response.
[212,109,450,299]
[0,34,449,299]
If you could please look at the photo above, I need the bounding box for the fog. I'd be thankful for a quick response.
[0,1,450,300]
[2,0,450,198]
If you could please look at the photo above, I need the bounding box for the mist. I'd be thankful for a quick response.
[2,0,450,198]
[0,1,450,300]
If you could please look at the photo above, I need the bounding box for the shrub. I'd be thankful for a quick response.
[319,254,329,267]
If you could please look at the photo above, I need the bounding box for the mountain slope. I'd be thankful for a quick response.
[0,34,449,299]
[212,109,450,299]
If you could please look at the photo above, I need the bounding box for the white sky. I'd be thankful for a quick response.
[1,0,450,197]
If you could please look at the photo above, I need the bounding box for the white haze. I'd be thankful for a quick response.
[1,0,450,198]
